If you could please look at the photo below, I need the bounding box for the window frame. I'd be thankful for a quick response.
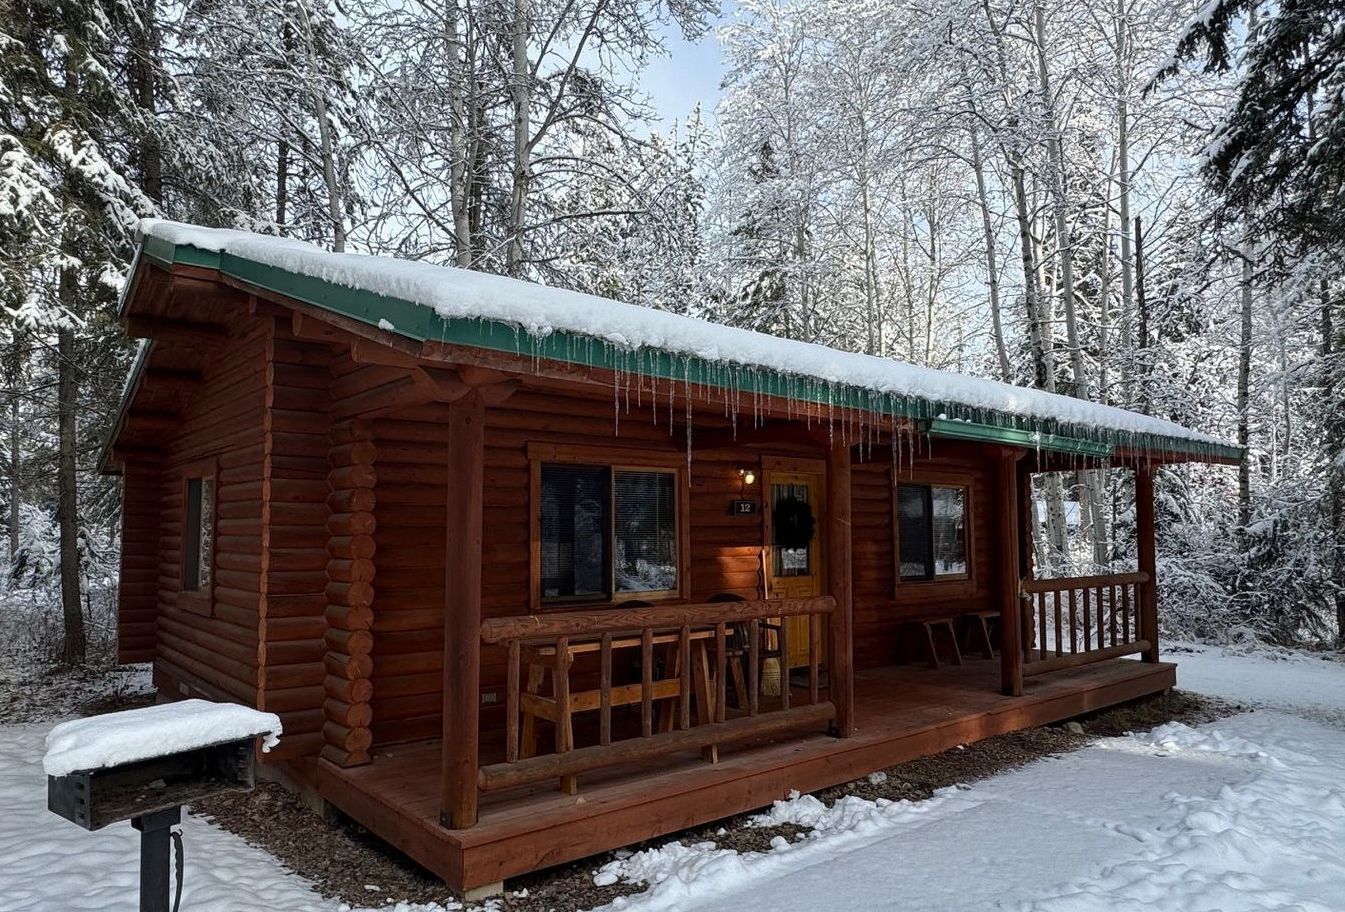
[891,468,975,592]
[178,455,218,615]
[528,443,690,611]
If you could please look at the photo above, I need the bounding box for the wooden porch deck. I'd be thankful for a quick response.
[315,657,1176,892]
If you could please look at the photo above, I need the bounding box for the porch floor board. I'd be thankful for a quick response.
[315,658,1176,892]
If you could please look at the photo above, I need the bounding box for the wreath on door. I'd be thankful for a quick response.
[772,495,816,550]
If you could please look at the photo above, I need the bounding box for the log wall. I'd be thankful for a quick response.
[150,322,268,704]
[117,458,162,663]
[851,449,999,671]
[258,328,336,761]
[366,392,773,748]
[129,311,1003,756]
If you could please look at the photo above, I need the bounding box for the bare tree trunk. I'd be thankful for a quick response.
[5,330,21,564]
[1237,251,1253,536]
[446,0,473,267]
[860,176,880,356]
[1012,165,1050,389]
[1034,3,1084,398]
[131,0,162,204]
[1135,215,1149,414]
[313,90,346,252]
[275,139,289,227]
[294,2,345,251]
[1115,0,1135,407]
[506,0,531,276]
[971,124,1011,380]
[56,314,85,666]
[1324,279,1345,647]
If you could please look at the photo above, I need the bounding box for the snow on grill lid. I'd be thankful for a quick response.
[43,700,281,777]
[136,218,1233,451]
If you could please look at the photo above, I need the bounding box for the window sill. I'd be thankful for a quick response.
[538,593,687,613]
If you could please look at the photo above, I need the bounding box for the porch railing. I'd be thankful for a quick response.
[476,597,836,794]
[1020,572,1151,677]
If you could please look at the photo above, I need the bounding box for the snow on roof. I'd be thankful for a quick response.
[135,219,1236,457]
[43,700,281,777]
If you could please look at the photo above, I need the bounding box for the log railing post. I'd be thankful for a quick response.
[999,448,1025,696]
[826,439,855,737]
[441,389,485,829]
[1135,462,1160,663]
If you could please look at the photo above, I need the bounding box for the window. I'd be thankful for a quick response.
[897,483,968,581]
[540,463,679,602]
[181,462,216,605]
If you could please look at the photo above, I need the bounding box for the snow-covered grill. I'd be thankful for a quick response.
[47,736,255,831]
[43,700,281,912]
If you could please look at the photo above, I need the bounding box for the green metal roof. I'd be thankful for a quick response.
[125,235,1244,465]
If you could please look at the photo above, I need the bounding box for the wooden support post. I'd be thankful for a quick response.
[1135,462,1160,663]
[999,448,1025,697]
[826,439,855,737]
[441,389,485,829]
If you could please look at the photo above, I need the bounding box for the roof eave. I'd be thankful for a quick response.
[132,235,1243,466]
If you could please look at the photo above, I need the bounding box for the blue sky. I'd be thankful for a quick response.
[639,5,734,126]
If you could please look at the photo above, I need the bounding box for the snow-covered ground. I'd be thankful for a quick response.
[588,642,1345,912]
[0,642,1342,911]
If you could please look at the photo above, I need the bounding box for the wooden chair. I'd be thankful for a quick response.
[711,592,781,710]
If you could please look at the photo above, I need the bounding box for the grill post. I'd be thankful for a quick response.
[131,806,181,912]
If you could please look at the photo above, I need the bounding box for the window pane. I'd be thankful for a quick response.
[614,470,678,593]
[198,477,214,589]
[541,465,610,599]
[897,485,930,580]
[183,476,213,592]
[930,486,966,576]
[772,483,813,577]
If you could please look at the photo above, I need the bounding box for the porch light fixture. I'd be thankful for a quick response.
[738,468,757,487]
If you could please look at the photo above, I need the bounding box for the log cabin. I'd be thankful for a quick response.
[101,220,1241,897]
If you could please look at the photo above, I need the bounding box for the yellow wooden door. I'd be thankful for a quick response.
[766,470,824,670]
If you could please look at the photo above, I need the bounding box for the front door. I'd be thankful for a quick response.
[766,468,825,670]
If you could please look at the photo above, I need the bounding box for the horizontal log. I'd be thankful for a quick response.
[1023,640,1151,677]
[327,534,376,561]
[264,661,326,690]
[262,685,325,714]
[328,488,376,513]
[326,675,374,704]
[324,649,373,680]
[327,558,376,583]
[328,511,377,537]
[326,580,374,609]
[478,701,836,792]
[264,731,327,763]
[320,744,370,767]
[324,697,373,728]
[1020,572,1149,594]
[327,627,374,657]
[329,463,377,490]
[322,720,373,753]
[329,418,374,447]
[480,597,836,644]
[329,440,377,468]
[326,603,374,631]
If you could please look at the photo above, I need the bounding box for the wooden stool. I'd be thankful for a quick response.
[914,617,962,670]
[960,610,999,660]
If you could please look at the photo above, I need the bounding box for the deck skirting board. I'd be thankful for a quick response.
[316,660,1176,892]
